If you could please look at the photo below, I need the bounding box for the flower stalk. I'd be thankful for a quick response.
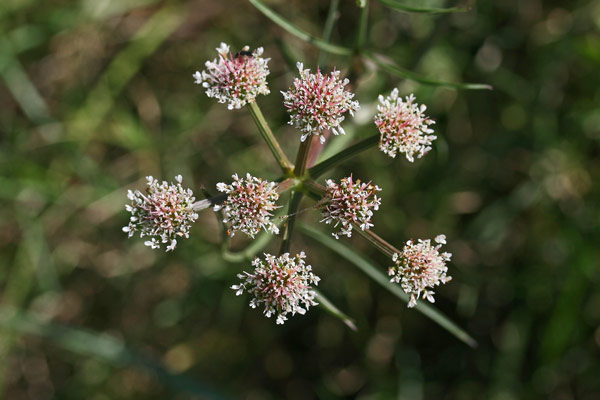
[294,134,314,178]
[308,134,379,178]
[279,191,303,254]
[247,101,294,174]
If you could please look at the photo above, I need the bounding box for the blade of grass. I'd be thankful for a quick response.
[314,289,357,331]
[0,307,227,399]
[0,38,54,125]
[298,223,477,348]
[378,0,470,14]
[248,0,353,56]
[0,240,37,395]
[68,5,183,142]
[364,51,492,90]
[17,213,61,292]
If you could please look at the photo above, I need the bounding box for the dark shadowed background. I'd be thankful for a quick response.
[1,0,599,399]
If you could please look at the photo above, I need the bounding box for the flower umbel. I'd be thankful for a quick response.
[193,42,270,110]
[388,235,452,308]
[123,175,198,251]
[374,89,436,162]
[232,252,320,324]
[321,175,382,239]
[282,62,360,144]
[215,173,280,238]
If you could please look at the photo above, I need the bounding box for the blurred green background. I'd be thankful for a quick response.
[1,0,599,399]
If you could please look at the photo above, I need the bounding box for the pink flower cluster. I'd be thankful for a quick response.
[193,43,270,110]
[282,62,360,144]
[232,252,320,324]
[388,235,452,307]
[215,173,280,238]
[123,175,198,251]
[374,89,436,162]
[321,175,382,239]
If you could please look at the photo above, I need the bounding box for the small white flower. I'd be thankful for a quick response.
[282,64,359,144]
[123,176,198,251]
[233,252,320,324]
[215,173,280,238]
[320,175,382,239]
[374,89,436,162]
[194,43,271,109]
[389,235,452,307]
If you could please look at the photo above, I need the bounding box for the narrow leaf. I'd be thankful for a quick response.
[298,223,477,348]
[248,0,353,56]
[314,289,357,331]
[365,51,492,90]
[378,0,470,14]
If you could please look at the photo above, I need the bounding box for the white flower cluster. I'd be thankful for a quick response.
[374,89,436,162]
[388,235,452,307]
[282,62,360,144]
[194,42,270,110]
[123,175,198,251]
[321,175,382,239]
[232,252,320,324]
[215,173,280,238]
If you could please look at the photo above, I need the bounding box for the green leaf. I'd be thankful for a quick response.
[378,0,470,14]
[0,307,227,398]
[298,223,477,348]
[365,51,493,90]
[309,134,380,178]
[248,0,353,56]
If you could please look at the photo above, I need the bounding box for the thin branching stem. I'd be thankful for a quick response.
[302,180,401,258]
[356,0,370,50]
[279,191,303,254]
[309,134,380,178]
[248,0,353,56]
[314,289,357,331]
[247,102,294,174]
[294,134,314,178]
[364,51,493,90]
[298,223,478,348]
[318,0,340,68]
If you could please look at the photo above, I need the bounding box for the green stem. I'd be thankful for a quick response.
[364,50,493,90]
[356,0,370,50]
[309,134,380,178]
[302,181,401,258]
[377,0,470,14]
[279,191,303,254]
[294,134,314,178]
[353,225,399,258]
[318,0,340,68]
[222,227,277,263]
[302,180,326,200]
[247,102,294,174]
[314,289,357,331]
[248,0,353,56]
[298,223,477,348]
